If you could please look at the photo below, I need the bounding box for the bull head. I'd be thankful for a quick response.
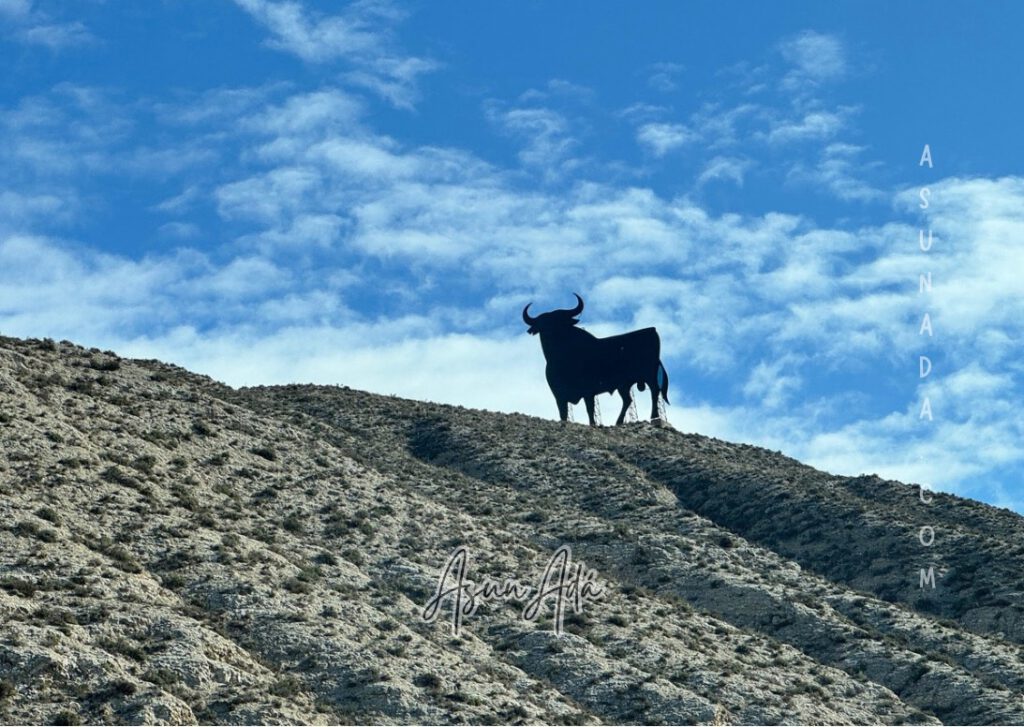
[522,293,584,335]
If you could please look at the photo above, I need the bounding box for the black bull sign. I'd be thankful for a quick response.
[522,293,670,426]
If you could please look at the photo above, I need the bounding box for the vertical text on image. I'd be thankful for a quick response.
[918,143,937,591]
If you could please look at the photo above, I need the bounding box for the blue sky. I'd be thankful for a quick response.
[1,1,1022,511]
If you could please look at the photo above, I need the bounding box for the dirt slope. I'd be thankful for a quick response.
[2,335,1023,725]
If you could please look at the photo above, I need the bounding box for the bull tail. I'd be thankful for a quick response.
[657,361,670,404]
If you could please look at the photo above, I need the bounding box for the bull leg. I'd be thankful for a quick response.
[650,384,661,420]
[616,386,632,425]
[557,399,569,422]
[584,396,597,427]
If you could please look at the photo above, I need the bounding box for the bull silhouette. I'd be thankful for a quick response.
[522,293,670,426]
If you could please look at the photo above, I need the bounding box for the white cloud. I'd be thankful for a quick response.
[779,30,846,91]
[125,145,219,177]
[255,290,349,324]
[887,177,1024,343]
[787,143,884,201]
[232,0,383,62]
[688,103,761,148]
[743,357,803,409]
[488,106,578,174]
[519,79,594,104]
[618,102,669,123]
[153,185,202,214]
[0,1,94,49]
[343,56,438,109]
[312,138,420,179]
[697,156,752,186]
[203,256,291,299]
[216,166,322,224]
[629,33,848,156]
[16,20,93,49]
[244,88,364,135]
[157,222,201,240]
[232,0,436,108]
[647,62,684,93]
[636,122,694,157]
[765,109,848,145]
[239,213,349,252]
[158,85,283,126]
[0,234,198,340]
[0,190,68,229]
[633,100,852,157]
[0,84,220,197]
[590,274,754,371]
[0,0,31,19]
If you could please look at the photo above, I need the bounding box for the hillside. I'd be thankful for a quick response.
[2,335,1024,725]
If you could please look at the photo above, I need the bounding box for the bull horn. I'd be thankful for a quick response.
[522,303,538,325]
[566,292,584,317]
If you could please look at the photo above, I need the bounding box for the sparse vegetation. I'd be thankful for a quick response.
[1,577,37,598]
[284,577,312,594]
[2,335,1024,725]
[207,451,230,466]
[88,356,121,372]
[251,446,277,461]
[34,507,61,525]
[132,454,157,474]
[414,673,443,692]
[100,466,136,487]
[51,708,82,726]
[282,513,305,534]
[14,519,58,543]
[0,680,16,701]
[313,551,337,566]
[270,675,304,698]
[98,637,145,663]
[142,668,179,688]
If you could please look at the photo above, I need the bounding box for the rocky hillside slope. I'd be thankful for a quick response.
[2,335,1024,725]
